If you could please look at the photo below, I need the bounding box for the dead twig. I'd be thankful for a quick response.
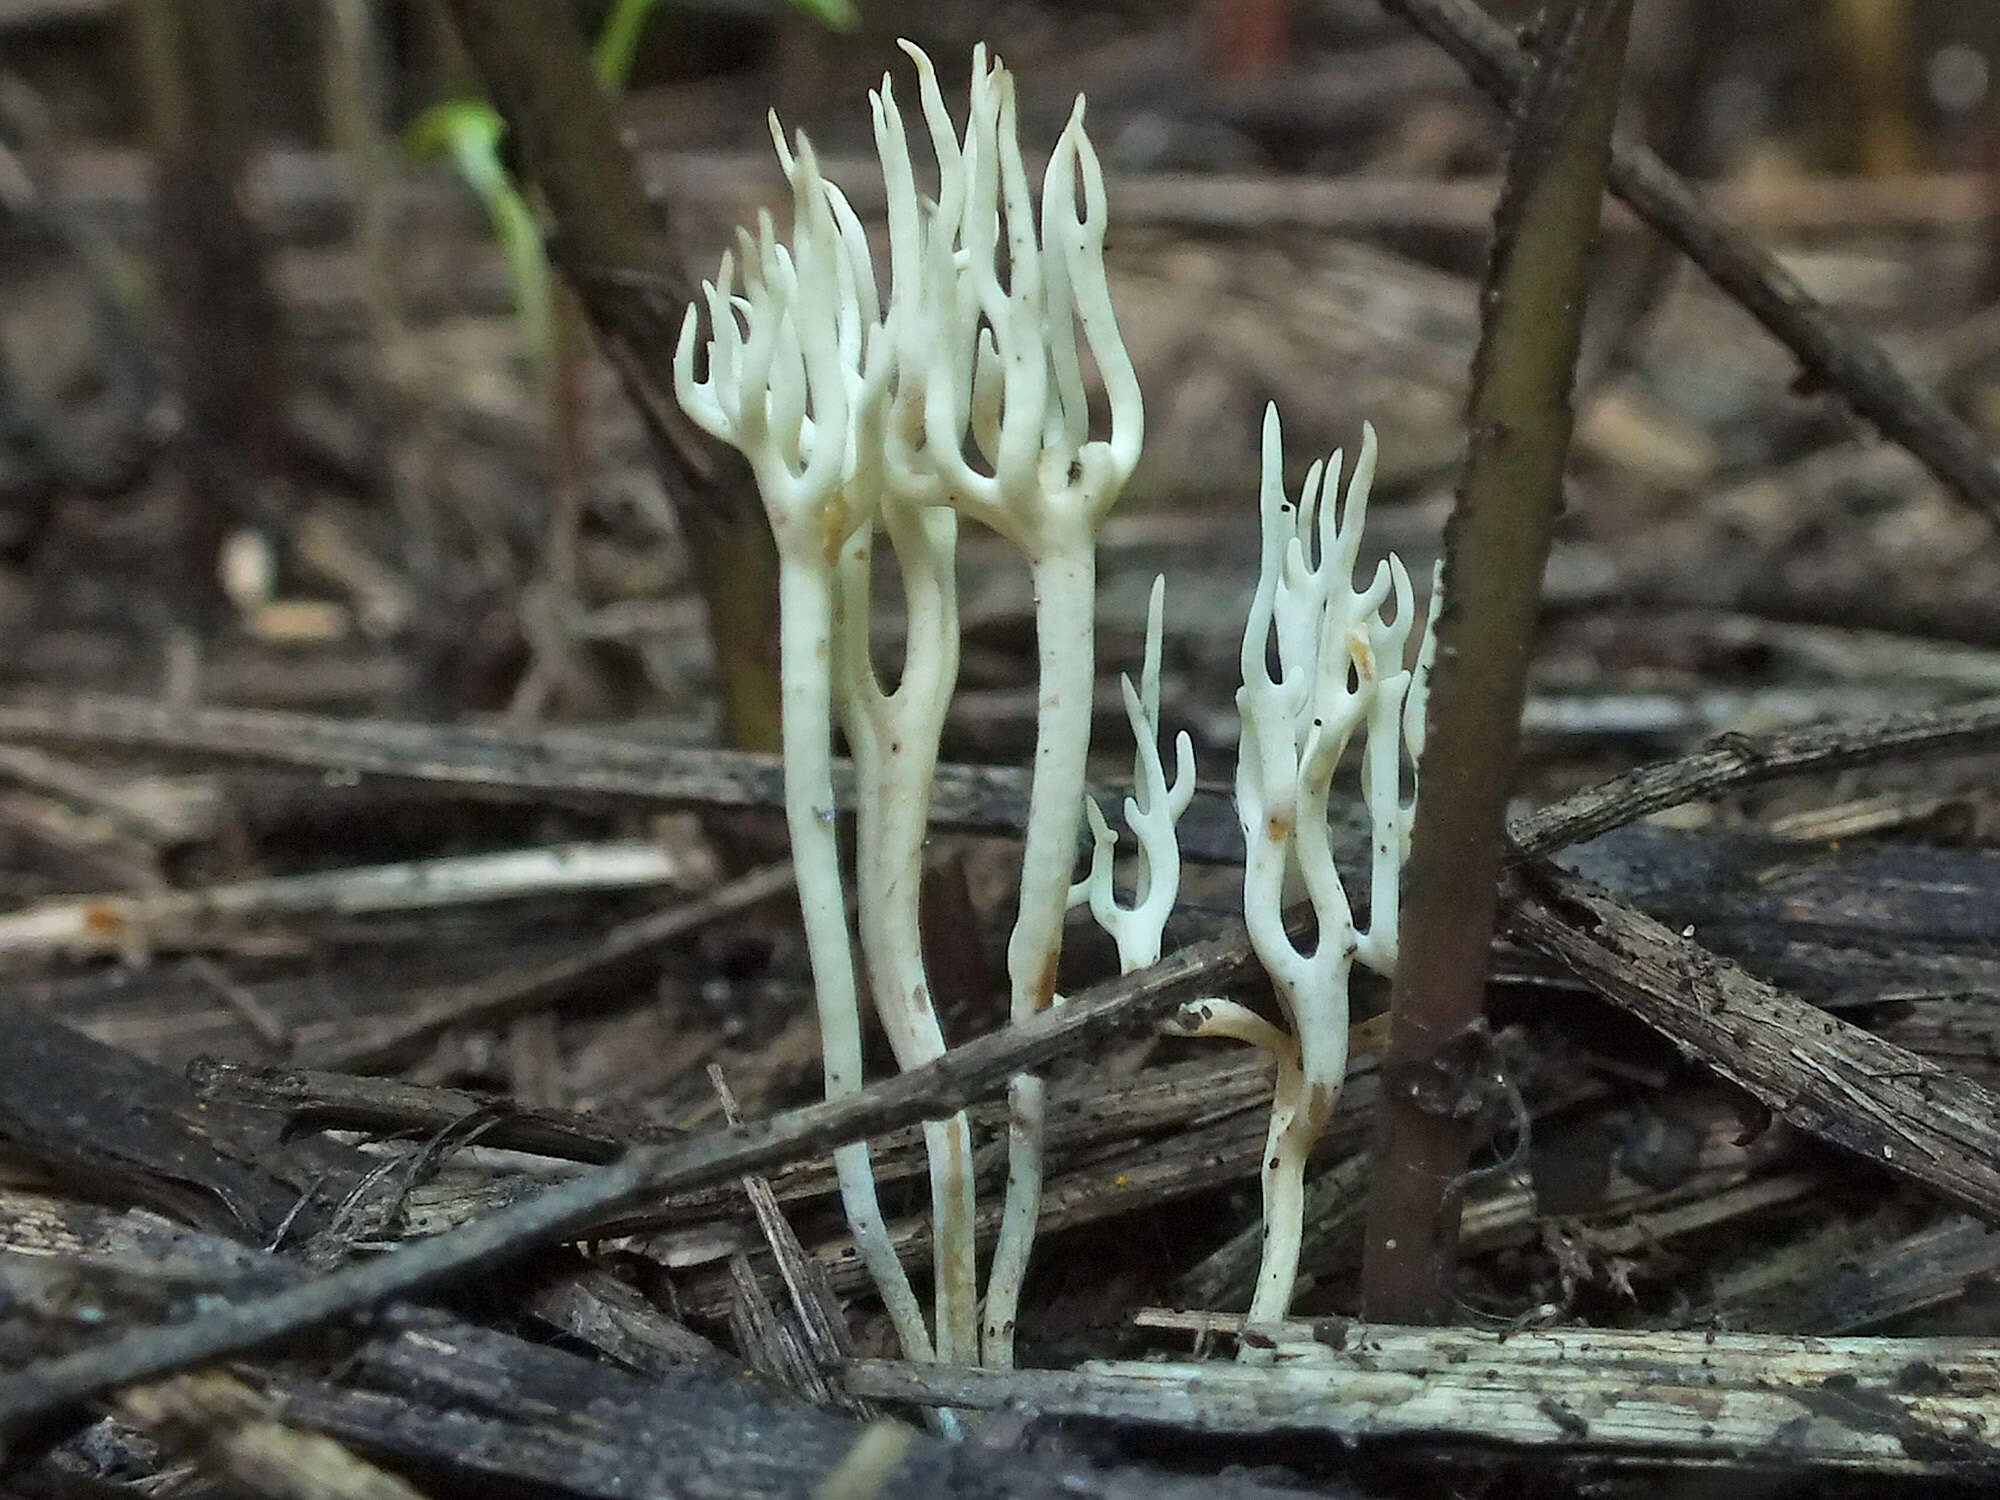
[710,1064,870,1417]
[1514,697,2000,855]
[1375,0,2000,524]
[13,693,2000,878]
[118,1371,428,1500]
[268,1317,1344,1500]
[0,840,696,958]
[0,694,1254,865]
[188,1058,681,1164]
[291,861,795,1071]
[845,1323,2000,1477]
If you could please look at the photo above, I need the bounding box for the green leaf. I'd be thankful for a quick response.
[405,98,503,165]
[784,0,859,32]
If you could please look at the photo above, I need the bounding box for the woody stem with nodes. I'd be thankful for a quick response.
[1172,404,1436,1337]
[882,45,1143,1367]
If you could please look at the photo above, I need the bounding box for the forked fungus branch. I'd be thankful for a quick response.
[677,42,1435,1376]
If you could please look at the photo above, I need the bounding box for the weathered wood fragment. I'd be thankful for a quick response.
[846,1322,2000,1478]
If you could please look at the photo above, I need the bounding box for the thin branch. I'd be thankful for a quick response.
[0,694,1254,865]
[293,861,797,1071]
[1375,0,2000,524]
[1513,697,2000,855]
[4,689,2000,879]
[0,841,695,957]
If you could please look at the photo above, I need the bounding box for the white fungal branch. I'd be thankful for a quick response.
[674,113,935,1365]
[834,496,978,1366]
[676,43,1439,1376]
[676,41,1141,1377]
[1211,402,1437,1334]
[876,46,1142,554]
[867,43,1143,1369]
[1072,576,1195,975]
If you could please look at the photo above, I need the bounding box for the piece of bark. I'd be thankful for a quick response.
[0,920,1261,1441]
[712,1066,864,1414]
[14,693,2000,967]
[3,691,1998,876]
[523,1267,728,1379]
[0,1010,373,1247]
[275,1315,1361,1500]
[1504,857,2000,1223]
[189,1059,682,1165]
[117,1370,426,1500]
[1711,1212,2000,1335]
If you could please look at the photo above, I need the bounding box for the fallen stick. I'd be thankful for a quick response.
[8,692,2000,870]
[1375,0,2000,523]
[0,919,1259,1447]
[0,840,696,957]
[844,1321,2000,1477]
[1516,696,2000,854]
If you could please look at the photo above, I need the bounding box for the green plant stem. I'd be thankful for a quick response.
[446,121,553,364]
[591,0,659,90]
[1359,0,1633,1325]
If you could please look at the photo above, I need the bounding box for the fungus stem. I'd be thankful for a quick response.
[983,541,1096,1369]
[777,556,933,1363]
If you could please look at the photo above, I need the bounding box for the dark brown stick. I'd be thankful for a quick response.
[1375,0,2000,524]
[3,690,1998,875]
[275,1318,1347,1500]
[1514,697,2000,854]
[434,0,782,750]
[0,694,1256,864]
[0,917,1260,1446]
[1363,0,1632,1323]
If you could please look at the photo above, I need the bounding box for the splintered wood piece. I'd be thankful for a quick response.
[845,1323,2000,1476]
[269,1318,1347,1500]
[1506,859,2000,1223]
